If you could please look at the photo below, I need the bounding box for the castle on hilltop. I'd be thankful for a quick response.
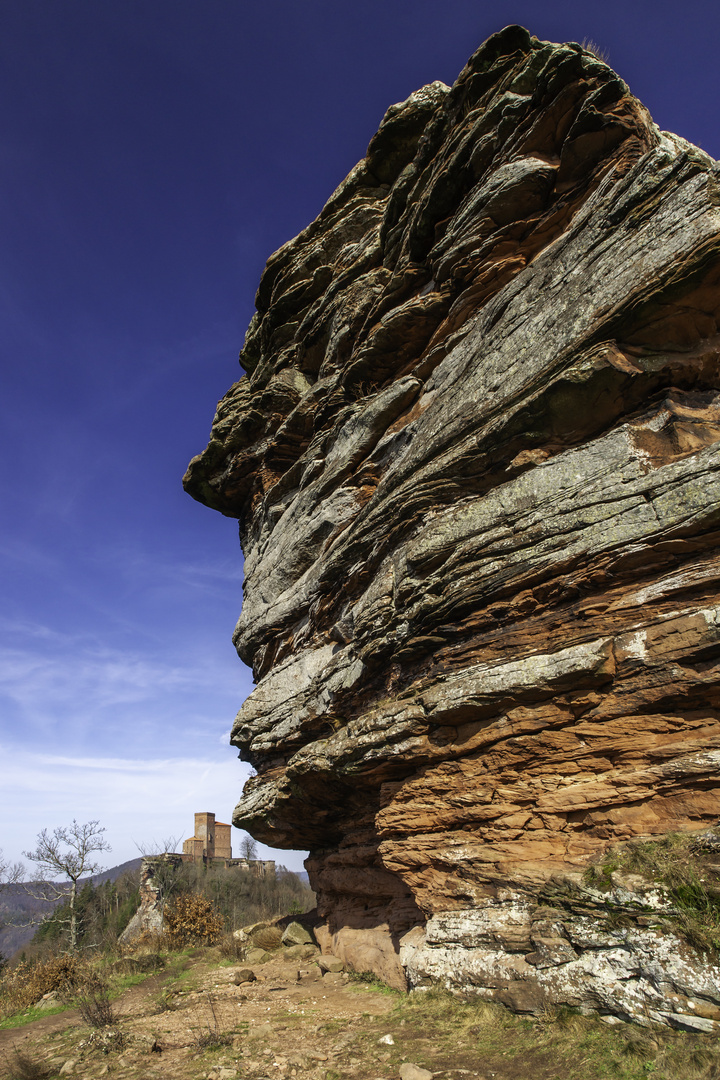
[182,811,232,861]
[119,811,277,944]
[181,811,275,874]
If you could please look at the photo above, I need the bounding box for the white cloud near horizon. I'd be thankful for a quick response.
[0,613,306,872]
[0,747,308,874]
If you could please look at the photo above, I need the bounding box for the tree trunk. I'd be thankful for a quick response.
[69,878,77,951]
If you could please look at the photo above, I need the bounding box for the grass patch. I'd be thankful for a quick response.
[0,1004,69,1030]
[583,829,720,955]
[107,971,150,995]
[379,988,720,1080]
[346,970,399,995]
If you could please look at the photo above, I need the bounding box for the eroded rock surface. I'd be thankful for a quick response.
[184,26,720,1021]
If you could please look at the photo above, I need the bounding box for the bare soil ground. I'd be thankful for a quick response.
[2,950,720,1080]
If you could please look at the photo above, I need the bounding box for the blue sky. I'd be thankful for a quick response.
[1,0,719,876]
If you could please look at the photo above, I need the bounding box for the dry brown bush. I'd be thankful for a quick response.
[130,930,172,953]
[75,976,116,1028]
[2,1047,51,1080]
[163,893,223,946]
[251,925,283,951]
[580,37,609,62]
[0,953,86,1017]
[217,934,245,960]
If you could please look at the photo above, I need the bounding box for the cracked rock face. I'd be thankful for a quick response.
[184,26,720,1022]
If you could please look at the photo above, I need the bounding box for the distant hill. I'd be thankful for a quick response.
[0,884,56,960]
[0,857,142,960]
[90,857,143,885]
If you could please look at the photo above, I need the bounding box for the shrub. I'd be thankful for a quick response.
[75,977,116,1028]
[131,930,172,953]
[217,934,245,960]
[191,992,231,1049]
[163,894,223,947]
[2,1048,51,1080]
[251,925,283,951]
[0,953,86,1017]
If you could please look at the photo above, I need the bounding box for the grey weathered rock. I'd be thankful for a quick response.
[118,854,183,944]
[283,942,318,959]
[281,920,314,946]
[241,921,270,936]
[245,947,270,964]
[400,1065,433,1080]
[35,991,59,1009]
[185,25,720,1024]
[317,954,345,973]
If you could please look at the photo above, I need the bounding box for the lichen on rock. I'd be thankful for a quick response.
[184,25,720,1022]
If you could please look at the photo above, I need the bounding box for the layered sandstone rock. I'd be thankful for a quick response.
[184,26,720,1023]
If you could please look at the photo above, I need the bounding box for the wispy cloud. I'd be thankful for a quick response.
[100,543,244,594]
[0,616,252,754]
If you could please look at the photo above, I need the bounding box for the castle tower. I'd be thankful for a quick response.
[195,811,215,859]
[181,811,233,863]
[214,820,232,860]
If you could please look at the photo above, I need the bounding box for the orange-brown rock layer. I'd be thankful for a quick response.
[184,26,720,1023]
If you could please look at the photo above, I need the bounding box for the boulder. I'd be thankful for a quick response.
[245,947,270,964]
[322,971,345,985]
[317,955,344,973]
[400,1066,433,1080]
[35,991,60,1010]
[281,920,314,946]
[184,23,720,1028]
[283,943,318,960]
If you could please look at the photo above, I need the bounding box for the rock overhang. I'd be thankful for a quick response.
[183,25,720,1020]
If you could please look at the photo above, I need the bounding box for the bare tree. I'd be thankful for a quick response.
[0,850,24,890]
[0,849,25,937]
[23,820,111,951]
[239,833,258,861]
[133,835,181,856]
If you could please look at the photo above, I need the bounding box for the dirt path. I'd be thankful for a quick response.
[0,1007,82,1051]
[3,952,717,1080]
[0,953,404,1080]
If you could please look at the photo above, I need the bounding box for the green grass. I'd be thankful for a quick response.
[583,830,720,956]
[107,971,151,996]
[346,970,400,995]
[377,989,720,1080]
[0,1003,69,1030]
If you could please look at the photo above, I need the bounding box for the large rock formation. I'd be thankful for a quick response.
[184,26,720,1025]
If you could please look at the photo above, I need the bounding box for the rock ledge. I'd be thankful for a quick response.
[185,25,720,1024]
